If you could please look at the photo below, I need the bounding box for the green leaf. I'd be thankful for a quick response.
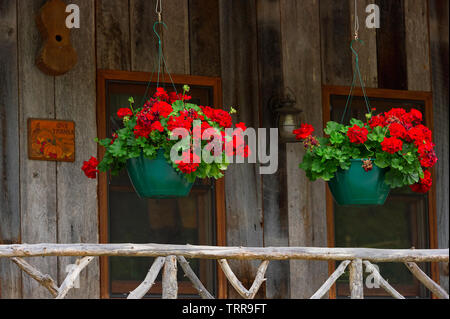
[330,132,345,145]
[350,119,365,127]
[172,100,185,112]
[324,121,344,135]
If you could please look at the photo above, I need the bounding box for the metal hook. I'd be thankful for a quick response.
[153,21,168,45]
[350,38,365,61]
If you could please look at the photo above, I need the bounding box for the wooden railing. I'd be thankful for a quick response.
[0,244,448,299]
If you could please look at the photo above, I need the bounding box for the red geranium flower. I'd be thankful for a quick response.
[347,125,369,144]
[169,92,192,104]
[154,87,169,101]
[406,124,432,146]
[369,114,386,129]
[236,122,247,131]
[82,157,99,179]
[381,137,403,154]
[402,109,423,125]
[134,123,152,138]
[117,108,133,118]
[293,124,314,140]
[151,121,164,133]
[410,170,432,193]
[418,143,437,168]
[176,151,200,174]
[388,123,407,139]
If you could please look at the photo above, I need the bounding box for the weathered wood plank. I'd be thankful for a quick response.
[18,0,58,299]
[219,0,264,299]
[376,0,408,90]
[320,0,353,86]
[188,0,221,77]
[256,0,289,300]
[429,0,449,294]
[280,0,328,299]
[162,0,190,75]
[0,0,22,299]
[130,0,159,72]
[349,259,363,299]
[54,0,99,299]
[96,0,131,70]
[162,256,178,299]
[349,0,378,88]
[404,0,432,91]
[2,244,447,262]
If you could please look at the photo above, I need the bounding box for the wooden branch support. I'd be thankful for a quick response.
[162,256,178,299]
[349,259,364,299]
[218,259,269,299]
[310,260,350,299]
[404,262,449,299]
[127,257,165,299]
[56,256,94,299]
[177,256,214,299]
[11,257,59,297]
[363,261,405,299]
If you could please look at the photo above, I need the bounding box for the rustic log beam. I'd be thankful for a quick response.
[247,260,270,299]
[349,259,364,299]
[127,257,165,299]
[404,262,449,299]
[363,261,405,299]
[310,260,351,299]
[56,256,94,299]
[162,256,178,299]
[10,257,59,297]
[218,259,250,299]
[0,244,447,263]
[177,256,214,299]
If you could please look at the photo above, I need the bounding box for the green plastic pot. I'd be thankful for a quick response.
[327,159,390,206]
[126,149,194,199]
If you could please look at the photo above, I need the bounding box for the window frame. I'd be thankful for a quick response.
[322,85,438,299]
[96,70,227,299]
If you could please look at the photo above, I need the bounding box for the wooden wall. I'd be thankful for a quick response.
[0,0,448,299]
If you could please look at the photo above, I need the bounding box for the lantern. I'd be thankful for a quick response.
[270,88,302,143]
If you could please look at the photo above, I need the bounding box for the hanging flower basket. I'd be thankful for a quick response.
[327,159,390,206]
[293,107,438,206]
[126,149,194,198]
[82,86,250,198]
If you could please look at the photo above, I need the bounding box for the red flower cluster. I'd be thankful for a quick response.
[134,100,173,138]
[347,125,369,144]
[381,137,403,154]
[82,157,99,179]
[410,170,432,193]
[117,108,133,119]
[201,106,233,128]
[370,108,437,192]
[293,124,315,140]
[175,150,200,174]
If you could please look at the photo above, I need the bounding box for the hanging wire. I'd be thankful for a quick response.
[340,2,373,124]
[139,0,179,108]
[354,0,360,39]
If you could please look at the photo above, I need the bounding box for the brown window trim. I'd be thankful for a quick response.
[322,85,438,299]
[96,70,227,299]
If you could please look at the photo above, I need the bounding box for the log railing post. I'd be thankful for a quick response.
[162,255,178,299]
[349,259,364,299]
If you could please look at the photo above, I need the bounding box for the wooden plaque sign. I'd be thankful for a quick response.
[28,119,75,162]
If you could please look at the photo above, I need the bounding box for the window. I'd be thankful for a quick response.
[322,86,438,298]
[97,70,226,299]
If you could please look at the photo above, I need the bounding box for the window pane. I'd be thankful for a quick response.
[330,94,431,298]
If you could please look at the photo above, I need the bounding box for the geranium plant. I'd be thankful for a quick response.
[82,86,250,183]
[294,108,437,193]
